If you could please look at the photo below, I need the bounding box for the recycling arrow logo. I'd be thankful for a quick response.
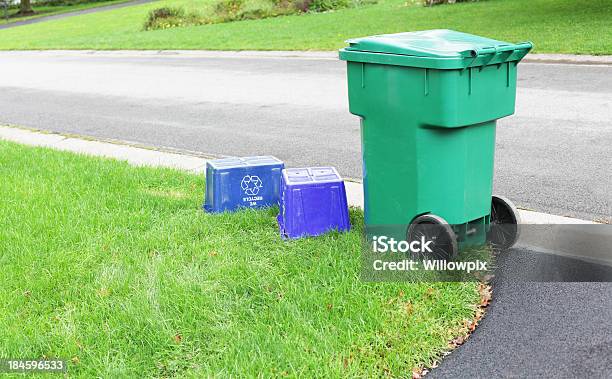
[241,175,263,196]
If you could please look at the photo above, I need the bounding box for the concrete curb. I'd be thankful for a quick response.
[0,50,340,60]
[0,50,610,65]
[522,53,612,66]
[0,125,209,173]
[0,124,597,226]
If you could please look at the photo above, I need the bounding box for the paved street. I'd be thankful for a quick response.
[0,51,610,221]
[432,282,612,377]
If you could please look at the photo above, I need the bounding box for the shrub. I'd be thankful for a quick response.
[308,0,349,12]
[214,0,244,21]
[238,0,278,20]
[143,7,190,30]
[213,0,297,22]
[143,0,378,31]
[291,0,312,12]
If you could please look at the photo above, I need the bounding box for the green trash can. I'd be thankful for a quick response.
[339,29,532,258]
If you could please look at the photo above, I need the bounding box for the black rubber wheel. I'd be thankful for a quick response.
[407,214,458,261]
[488,195,521,249]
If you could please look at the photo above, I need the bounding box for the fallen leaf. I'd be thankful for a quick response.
[425,287,436,298]
[469,321,478,332]
[174,334,182,344]
[405,301,414,316]
[450,335,466,347]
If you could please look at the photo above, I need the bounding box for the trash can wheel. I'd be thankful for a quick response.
[407,214,458,261]
[488,195,521,249]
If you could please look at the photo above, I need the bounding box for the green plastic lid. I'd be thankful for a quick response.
[339,29,532,69]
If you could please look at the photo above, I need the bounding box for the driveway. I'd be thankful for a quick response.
[430,247,612,378]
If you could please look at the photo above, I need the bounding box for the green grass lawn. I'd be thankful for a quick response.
[1,0,130,25]
[0,140,480,377]
[0,0,610,54]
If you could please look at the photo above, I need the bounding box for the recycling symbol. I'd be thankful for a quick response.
[241,175,263,196]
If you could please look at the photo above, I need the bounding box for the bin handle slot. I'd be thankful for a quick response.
[463,42,533,69]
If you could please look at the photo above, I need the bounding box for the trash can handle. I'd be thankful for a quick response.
[471,42,533,57]
[464,42,533,68]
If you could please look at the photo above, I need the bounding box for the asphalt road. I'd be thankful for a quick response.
[0,51,610,223]
[431,247,612,379]
[429,224,612,378]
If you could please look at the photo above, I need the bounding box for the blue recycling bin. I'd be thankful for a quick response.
[277,167,350,239]
[203,156,284,213]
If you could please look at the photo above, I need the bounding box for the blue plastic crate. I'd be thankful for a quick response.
[277,167,350,239]
[203,156,284,213]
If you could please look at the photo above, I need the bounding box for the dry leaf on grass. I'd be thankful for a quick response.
[405,301,414,316]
